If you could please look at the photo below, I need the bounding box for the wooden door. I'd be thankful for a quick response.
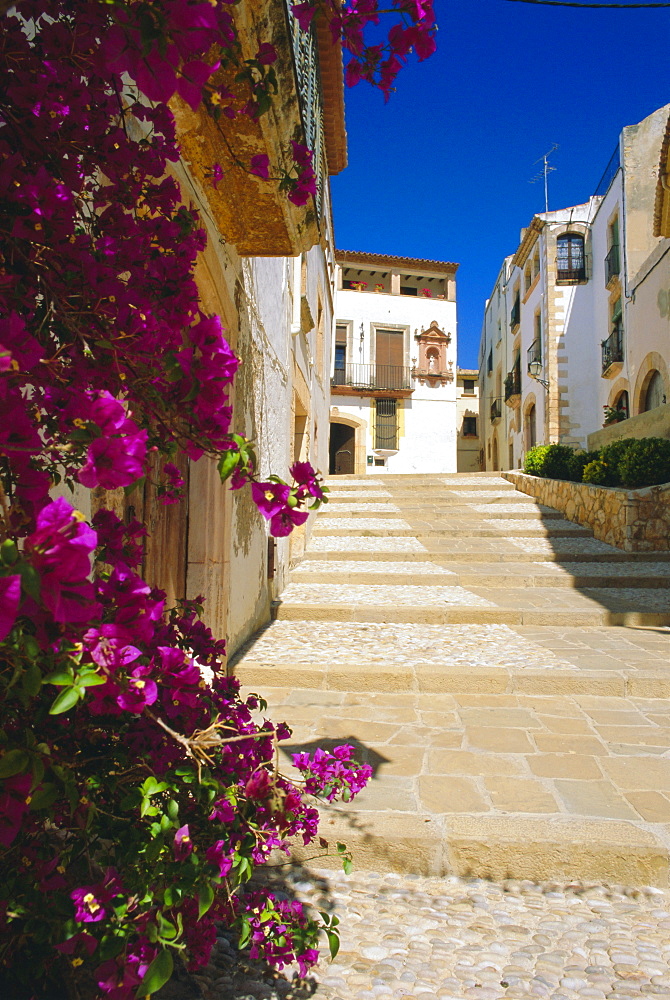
[330,422,355,474]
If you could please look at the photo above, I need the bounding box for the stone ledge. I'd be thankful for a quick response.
[503,471,670,552]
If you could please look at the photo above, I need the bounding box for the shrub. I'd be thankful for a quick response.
[598,438,637,485]
[582,459,610,485]
[524,443,576,481]
[566,450,600,483]
[523,445,550,476]
[618,437,670,488]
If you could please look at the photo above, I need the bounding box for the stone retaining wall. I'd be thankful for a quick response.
[502,472,670,552]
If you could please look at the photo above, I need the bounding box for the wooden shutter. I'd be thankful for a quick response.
[376,329,403,367]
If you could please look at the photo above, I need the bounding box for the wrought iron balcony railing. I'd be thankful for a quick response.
[332,363,413,391]
[602,326,624,374]
[490,399,502,422]
[504,368,521,402]
[527,338,542,372]
[605,244,620,285]
[556,261,587,283]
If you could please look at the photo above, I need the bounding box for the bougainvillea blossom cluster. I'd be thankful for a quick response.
[0,0,435,995]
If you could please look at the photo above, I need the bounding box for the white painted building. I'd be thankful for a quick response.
[479,104,670,471]
[330,251,459,475]
[456,368,481,472]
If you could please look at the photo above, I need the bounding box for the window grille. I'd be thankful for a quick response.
[556,234,586,283]
[375,398,398,449]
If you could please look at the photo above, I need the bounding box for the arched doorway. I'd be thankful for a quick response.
[329,422,355,474]
[492,436,499,471]
[641,370,665,412]
[526,403,537,449]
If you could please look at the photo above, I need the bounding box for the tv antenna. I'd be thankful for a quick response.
[530,144,558,213]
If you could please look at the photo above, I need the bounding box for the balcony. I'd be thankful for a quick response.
[510,299,521,329]
[504,367,521,408]
[601,326,624,378]
[490,399,502,423]
[332,363,413,395]
[605,244,620,286]
[527,338,541,373]
[556,261,587,284]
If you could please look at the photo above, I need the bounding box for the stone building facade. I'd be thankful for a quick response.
[479,104,670,471]
[456,368,481,472]
[330,251,459,475]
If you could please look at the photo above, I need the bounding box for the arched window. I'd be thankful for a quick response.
[614,390,629,419]
[556,233,586,283]
[641,370,665,412]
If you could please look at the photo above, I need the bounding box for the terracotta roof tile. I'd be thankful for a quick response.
[336,249,459,273]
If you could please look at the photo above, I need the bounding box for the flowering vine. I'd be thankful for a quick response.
[0,0,435,996]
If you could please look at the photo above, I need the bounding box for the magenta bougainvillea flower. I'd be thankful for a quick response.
[0,575,21,640]
[173,824,193,860]
[205,840,233,877]
[71,870,121,924]
[251,481,290,518]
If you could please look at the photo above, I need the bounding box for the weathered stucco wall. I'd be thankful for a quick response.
[588,403,670,450]
[503,471,670,552]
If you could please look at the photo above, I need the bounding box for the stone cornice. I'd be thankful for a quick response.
[512,217,545,269]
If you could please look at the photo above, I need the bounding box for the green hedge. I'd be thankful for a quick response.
[523,438,670,489]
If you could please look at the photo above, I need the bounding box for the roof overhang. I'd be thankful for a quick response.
[336,250,459,275]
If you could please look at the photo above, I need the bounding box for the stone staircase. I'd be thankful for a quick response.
[232,473,670,886]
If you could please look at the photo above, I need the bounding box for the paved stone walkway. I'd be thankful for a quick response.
[193,870,670,1000]
[219,473,670,1000]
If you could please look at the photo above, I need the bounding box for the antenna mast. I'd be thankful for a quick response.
[530,144,558,213]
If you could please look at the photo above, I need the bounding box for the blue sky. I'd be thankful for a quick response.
[330,0,670,368]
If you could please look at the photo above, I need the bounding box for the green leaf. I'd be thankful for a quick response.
[29,783,59,811]
[136,948,173,997]
[342,857,353,875]
[156,913,177,941]
[0,749,29,778]
[217,449,240,482]
[237,917,251,950]
[19,564,41,601]
[326,930,340,960]
[198,883,214,920]
[23,663,42,697]
[78,672,107,687]
[43,670,74,686]
[49,686,82,715]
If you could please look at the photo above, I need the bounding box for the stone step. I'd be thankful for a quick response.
[311,522,593,538]
[272,600,670,629]
[320,506,564,520]
[291,559,670,589]
[232,622,670,698]
[307,811,669,886]
[304,538,670,562]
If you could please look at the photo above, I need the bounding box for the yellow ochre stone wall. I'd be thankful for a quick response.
[502,472,670,552]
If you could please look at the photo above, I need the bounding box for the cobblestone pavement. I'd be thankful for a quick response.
[192,869,670,1000]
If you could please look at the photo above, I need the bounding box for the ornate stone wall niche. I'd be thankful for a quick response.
[412,320,453,386]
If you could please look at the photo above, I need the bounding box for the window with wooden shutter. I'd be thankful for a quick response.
[375,328,404,390]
